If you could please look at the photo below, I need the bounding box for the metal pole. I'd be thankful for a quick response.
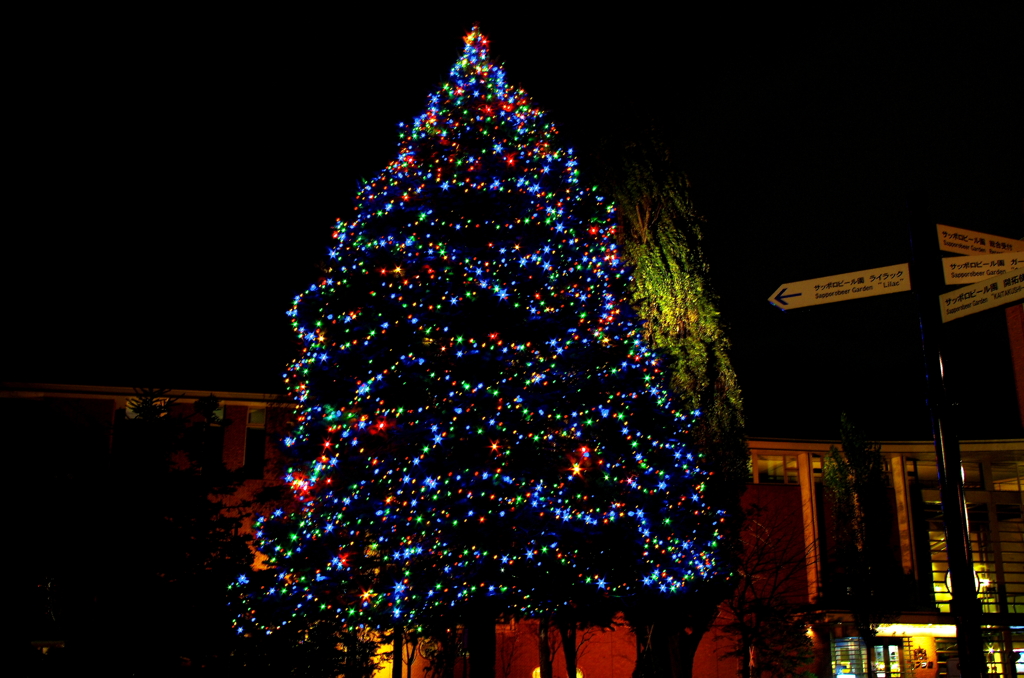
[906,196,985,678]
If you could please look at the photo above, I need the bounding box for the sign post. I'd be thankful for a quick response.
[764,216,1018,678]
[910,211,986,678]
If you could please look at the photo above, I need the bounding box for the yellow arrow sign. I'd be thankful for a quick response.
[768,263,911,310]
[939,271,1024,322]
[943,253,1021,286]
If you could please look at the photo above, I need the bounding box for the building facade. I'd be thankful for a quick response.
[730,438,1024,678]
[7,382,1021,676]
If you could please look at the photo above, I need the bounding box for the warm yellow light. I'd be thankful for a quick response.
[875,623,957,638]
[534,670,584,678]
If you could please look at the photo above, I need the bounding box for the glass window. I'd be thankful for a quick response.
[924,501,951,612]
[996,504,1023,522]
[757,455,785,484]
[751,455,805,484]
[907,459,986,489]
[967,502,990,524]
[992,462,1023,494]
[870,643,904,677]
[881,458,894,487]
[912,458,940,487]
[962,462,984,490]
[753,455,803,484]
[997,506,1024,614]
[833,637,867,677]
[785,456,799,484]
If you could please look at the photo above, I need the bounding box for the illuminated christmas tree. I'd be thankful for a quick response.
[232,27,727,639]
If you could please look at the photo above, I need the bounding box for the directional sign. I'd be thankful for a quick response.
[768,263,911,310]
[937,224,1023,256]
[939,271,1024,323]
[943,253,1021,286]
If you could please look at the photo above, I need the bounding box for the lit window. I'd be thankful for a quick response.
[243,407,267,479]
[753,455,800,484]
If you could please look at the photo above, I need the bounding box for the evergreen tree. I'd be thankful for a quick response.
[116,389,253,672]
[232,26,729,659]
[233,616,384,678]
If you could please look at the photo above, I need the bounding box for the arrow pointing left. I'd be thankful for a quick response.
[773,288,802,306]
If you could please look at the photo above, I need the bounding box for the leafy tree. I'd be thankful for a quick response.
[593,126,748,678]
[823,415,904,654]
[592,129,747,484]
[232,25,730,677]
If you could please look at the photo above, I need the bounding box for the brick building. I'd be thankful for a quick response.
[7,381,1022,676]
[730,437,1024,678]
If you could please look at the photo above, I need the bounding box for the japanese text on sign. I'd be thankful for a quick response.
[939,271,1024,322]
[942,253,1019,286]
[768,263,911,310]
[937,224,1023,256]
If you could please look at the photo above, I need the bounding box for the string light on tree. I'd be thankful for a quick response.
[231,26,728,635]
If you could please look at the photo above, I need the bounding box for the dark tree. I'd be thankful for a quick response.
[823,415,906,655]
[113,388,254,672]
[719,502,819,678]
[233,615,384,678]
[16,387,254,674]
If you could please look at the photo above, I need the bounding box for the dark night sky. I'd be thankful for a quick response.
[5,7,1022,441]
